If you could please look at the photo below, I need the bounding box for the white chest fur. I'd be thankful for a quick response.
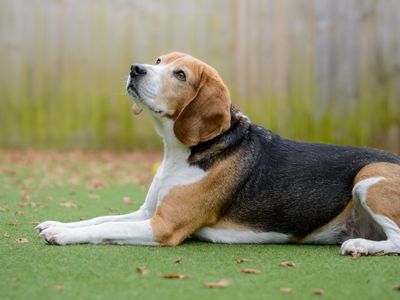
[140,118,206,216]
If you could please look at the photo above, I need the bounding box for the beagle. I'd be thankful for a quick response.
[37,52,400,256]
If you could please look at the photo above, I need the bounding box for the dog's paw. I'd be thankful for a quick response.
[340,238,369,256]
[35,221,64,233]
[39,227,75,245]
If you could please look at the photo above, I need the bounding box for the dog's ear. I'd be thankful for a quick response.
[173,71,231,146]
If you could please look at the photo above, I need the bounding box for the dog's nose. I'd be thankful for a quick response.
[130,64,147,77]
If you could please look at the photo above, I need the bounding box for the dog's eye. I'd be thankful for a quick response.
[173,70,186,81]
[155,58,161,65]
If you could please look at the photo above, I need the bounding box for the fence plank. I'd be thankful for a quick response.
[0,0,399,152]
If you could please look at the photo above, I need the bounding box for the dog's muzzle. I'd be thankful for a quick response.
[127,64,148,115]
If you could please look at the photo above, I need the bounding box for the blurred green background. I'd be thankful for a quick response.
[0,0,399,152]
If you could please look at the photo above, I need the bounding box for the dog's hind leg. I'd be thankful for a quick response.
[340,163,400,255]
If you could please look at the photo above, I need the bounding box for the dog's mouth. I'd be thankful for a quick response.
[126,82,144,115]
[126,82,165,116]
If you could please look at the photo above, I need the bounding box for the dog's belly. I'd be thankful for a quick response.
[193,226,289,244]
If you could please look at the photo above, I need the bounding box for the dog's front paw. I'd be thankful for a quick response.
[39,227,75,245]
[340,238,369,256]
[35,221,64,233]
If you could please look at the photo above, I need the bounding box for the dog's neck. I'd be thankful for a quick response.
[151,105,251,167]
[151,116,191,163]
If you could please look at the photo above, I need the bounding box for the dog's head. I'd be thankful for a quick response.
[126,52,231,146]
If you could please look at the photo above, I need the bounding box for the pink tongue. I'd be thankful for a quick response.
[131,103,143,115]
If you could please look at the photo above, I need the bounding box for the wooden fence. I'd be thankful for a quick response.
[1,0,399,152]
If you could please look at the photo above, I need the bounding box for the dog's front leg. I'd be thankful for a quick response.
[39,220,158,246]
[36,209,150,232]
[36,168,163,232]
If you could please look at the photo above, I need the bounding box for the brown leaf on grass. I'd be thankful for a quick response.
[68,177,80,186]
[105,207,114,213]
[29,202,39,208]
[136,267,150,276]
[16,202,30,207]
[123,197,135,205]
[4,233,10,238]
[280,287,293,294]
[311,288,324,296]
[16,238,29,244]
[175,258,183,264]
[59,201,77,208]
[240,268,261,274]
[0,207,11,212]
[351,252,361,260]
[204,279,231,288]
[87,179,106,190]
[28,221,40,225]
[14,211,26,216]
[393,283,400,291]
[234,258,252,264]
[51,285,64,292]
[278,261,296,268]
[20,194,32,201]
[161,274,189,279]
[7,222,17,226]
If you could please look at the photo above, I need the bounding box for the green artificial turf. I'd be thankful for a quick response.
[1,152,399,300]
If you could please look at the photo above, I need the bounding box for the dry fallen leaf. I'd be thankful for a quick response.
[234,258,252,264]
[204,279,231,288]
[351,252,361,260]
[28,221,40,225]
[16,238,29,244]
[68,177,80,186]
[51,285,64,292]
[123,197,135,205]
[278,261,296,268]
[312,288,324,296]
[280,287,293,294]
[14,211,26,216]
[20,194,32,201]
[87,179,106,190]
[29,202,39,208]
[161,274,189,279]
[0,206,11,212]
[7,222,18,226]
[4,233,10,238]
[175,258,183,264]
[59,201,77,208]
[16,202,30,207]
[136,267,150,276]
[393,283,400,291]
[240,268,261,274]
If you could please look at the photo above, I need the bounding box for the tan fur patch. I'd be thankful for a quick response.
[151,151,242,246]
[211,219,258,231]
[155,52,231,146]
[355,162,400,225]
